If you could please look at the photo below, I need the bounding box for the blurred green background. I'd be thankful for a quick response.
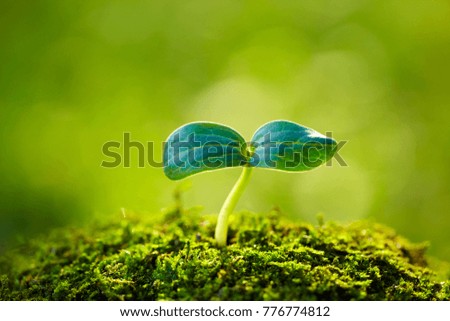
[1,0,450,260]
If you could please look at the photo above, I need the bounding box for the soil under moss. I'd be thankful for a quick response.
[1,207,449,300]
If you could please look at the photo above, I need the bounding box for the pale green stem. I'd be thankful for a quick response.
[215,166,254,247]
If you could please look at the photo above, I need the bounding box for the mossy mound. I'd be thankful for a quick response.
[1,207,449,300]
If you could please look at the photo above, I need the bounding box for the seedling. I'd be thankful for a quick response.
[164,120,337,246]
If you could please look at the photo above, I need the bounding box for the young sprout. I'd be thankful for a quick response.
[163,120,337,247]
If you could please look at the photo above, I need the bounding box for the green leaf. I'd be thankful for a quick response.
[249,120,337,171]
[163,122,247,180]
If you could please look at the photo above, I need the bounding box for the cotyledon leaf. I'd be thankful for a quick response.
[249,120,337,171]
[163,122,247,180]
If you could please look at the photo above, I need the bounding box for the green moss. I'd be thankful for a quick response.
[1,207,449,301]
